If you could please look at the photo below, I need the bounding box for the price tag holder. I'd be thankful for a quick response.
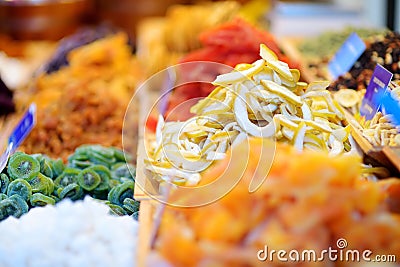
[0,103,36,173]
[328,32,366,80]
[360,64,393,120]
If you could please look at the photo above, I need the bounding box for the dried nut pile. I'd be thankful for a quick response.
[146,44,355,186]
[329,31,400,91]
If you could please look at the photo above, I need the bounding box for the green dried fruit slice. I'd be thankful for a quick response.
[111,147,132,162]
[77,168,101,191]
[108,181,135,207]
[54,168,80,188]
[69,160,92,169]
[0,195,28,220]
[88,165,111,191]
[59,183,83,200]
[87,150,115,167]
[108,179,121,188]
[30,193,56,207]
[7,178,32,202]
[27,173,54,195]
[0,173,10,194]
[7,153,40,180]
[122,198,140,214]
[51,159,65,177]
[107,203,127,216]
[111,163,136,180]
[41,159,54,178]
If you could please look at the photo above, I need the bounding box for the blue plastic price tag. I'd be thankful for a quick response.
[0,103,36,173]
[328,33,366,80]
[8,104,36,151]
[360,64,393,120]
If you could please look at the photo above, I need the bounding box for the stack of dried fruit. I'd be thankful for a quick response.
[165,18,299,120]
[15,33,142,160]
[0,145,139,222]
[152,138,400,266]
[329,31,400,91]
[146,44,355,186]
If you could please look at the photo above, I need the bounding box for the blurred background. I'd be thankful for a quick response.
[0,0,398,41]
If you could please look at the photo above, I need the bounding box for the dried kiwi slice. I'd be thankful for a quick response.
[30,193,56,207]
[7,178,32,202]
[87,150,115,168]
[122,198,140,214]
[0,173,10,193]
[54,168,80,188]
[41,159,54,178]
[59,183,84,200]
[77,168,101,191]
[88,165,111,191]
[111,163,136,180]
[51,159,65,177]
[69,159,92,169]
[7,153,40,180]
[27,173,54,195]
[108,179,121,188]
[107,203,128,216]
[0,195,28,220]
[0,193,7,201]
[107,181,135,207]
[111,147,132,162]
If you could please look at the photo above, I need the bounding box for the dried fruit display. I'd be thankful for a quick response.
[153,138,400,266]
[146,44,355,186]
[329,31,400,91]
[165,18,299,119]
[15,33,142,160]
[0,145,139,222]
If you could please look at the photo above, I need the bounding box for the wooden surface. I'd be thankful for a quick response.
[136,200,156,267]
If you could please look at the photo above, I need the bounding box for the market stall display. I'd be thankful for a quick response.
[145,44,355,186]
[329,31,400,90]
[1,1,400,266]
[15,32,142,160]
[0,145,139,222]
[150,138,400,266]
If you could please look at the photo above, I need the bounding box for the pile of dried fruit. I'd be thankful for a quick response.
[329,31,400,91]
[334,86,400,147]
[165,18,299,119]
[146,44,355,186]
[152,138,400,266]
[16,33,142,160]
[0,145,139,222]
